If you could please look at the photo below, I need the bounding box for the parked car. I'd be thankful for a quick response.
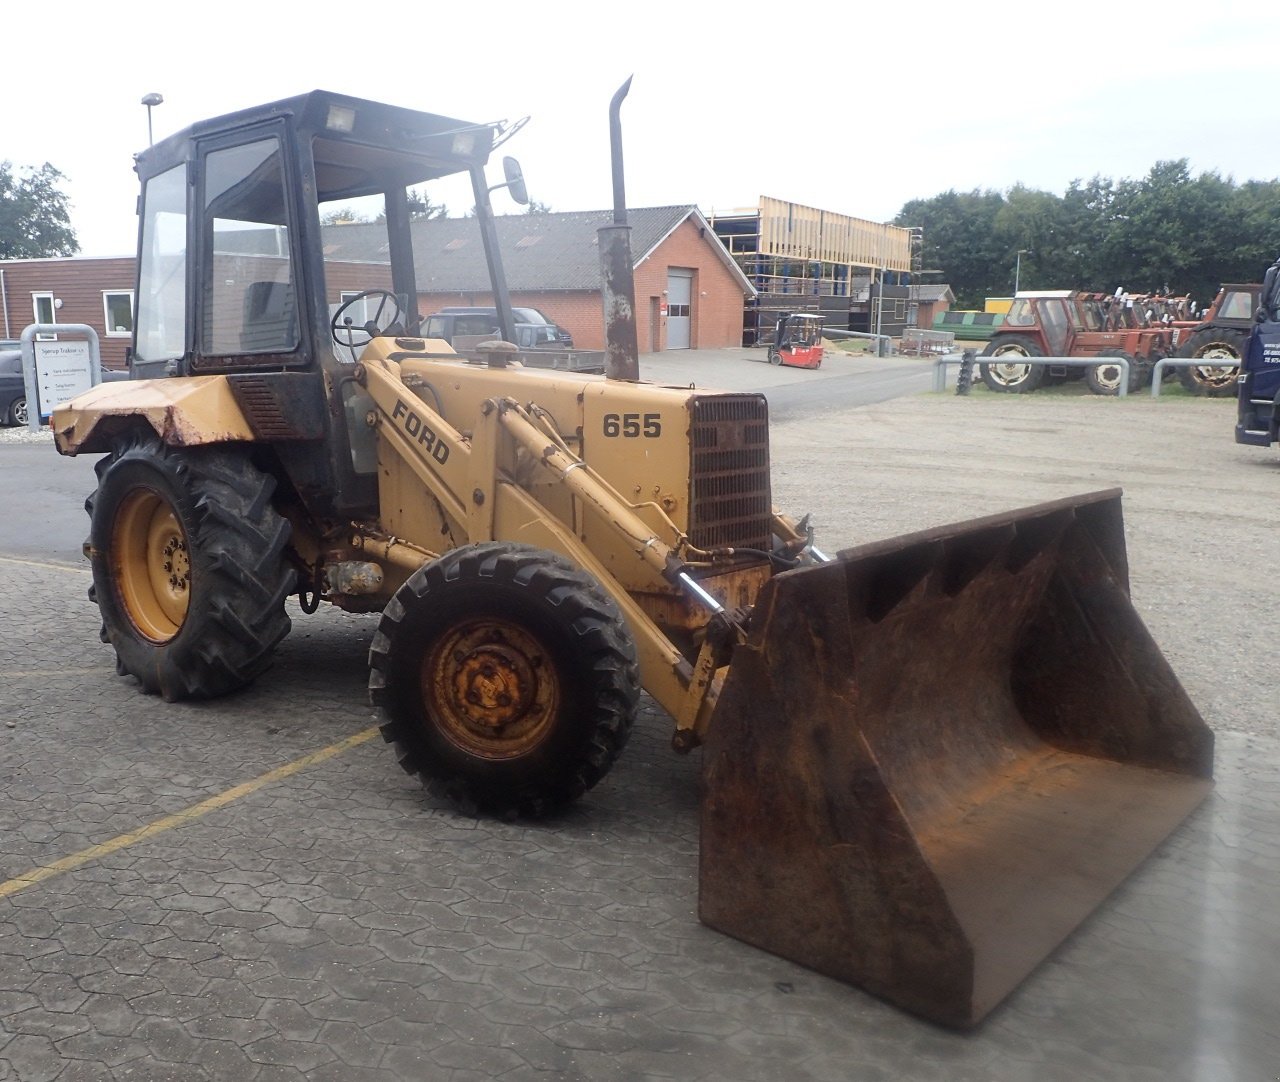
[0,349,27,426]
[0,348,128,427]
[434,306,575,348]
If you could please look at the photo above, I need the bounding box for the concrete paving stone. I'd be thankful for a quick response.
[139,935,221,965]
[0,968,32,995]
[516,962,603,995]
[429,1037,527,1074]
[79,994,148,1038]
[521,933,585,971]
[362,1016,451,1053]
[244,1066,309,1082]
[305,1063,406,1082]
[52,1031,151,1069]
[203,907,278,931]
[195,977,266,1019]
[246,975,329,1006]
[249,924,327,950]
[180,1011,274,1045]
[143,957,212,998]
[132,1016,208,1066]
[54,1060,124,1082]
[301,993,395,1027]
[4,1007,91,1041]
[315,1019,386,1068]
[253,999,325,1042]
[242,1032,337,1072]
[363,928,430,965]
[29,947,106,986]
[128,990,214,1024]
[207,927,273,963]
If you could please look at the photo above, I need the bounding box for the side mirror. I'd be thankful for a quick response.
[503,157,529,206]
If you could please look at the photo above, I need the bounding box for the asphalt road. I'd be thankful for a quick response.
[0,347,932,565]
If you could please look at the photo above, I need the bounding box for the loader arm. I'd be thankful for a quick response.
[355,355,728,738]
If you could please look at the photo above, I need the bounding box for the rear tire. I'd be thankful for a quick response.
[980,335,1045,393]
[1177,329,1246,397]
[8,396,27,427]
[370,543,639,818]
[86,432,294,701]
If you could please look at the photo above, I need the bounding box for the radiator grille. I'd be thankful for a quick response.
[689,395,772,551]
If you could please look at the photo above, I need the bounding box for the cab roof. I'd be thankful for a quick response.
[134,90,498,199]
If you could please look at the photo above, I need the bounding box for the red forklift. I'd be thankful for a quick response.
[768,312,824,369]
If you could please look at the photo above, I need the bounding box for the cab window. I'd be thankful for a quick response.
[200,136,299,357]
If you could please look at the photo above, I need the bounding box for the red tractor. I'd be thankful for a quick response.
[979,291,1176,395]
[1171,284,1261,397]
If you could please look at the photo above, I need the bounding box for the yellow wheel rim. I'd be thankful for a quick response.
[423,618,559,759]
[112,488,191,643]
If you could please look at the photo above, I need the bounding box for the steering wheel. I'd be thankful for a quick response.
[331,289,404,350]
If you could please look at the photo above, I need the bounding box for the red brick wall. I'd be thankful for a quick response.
[419,218,749,352]
[633,218,747,352]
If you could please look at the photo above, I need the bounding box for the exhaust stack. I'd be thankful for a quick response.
[598,76,640,382]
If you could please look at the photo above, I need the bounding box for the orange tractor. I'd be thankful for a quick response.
[979,290,1177,395]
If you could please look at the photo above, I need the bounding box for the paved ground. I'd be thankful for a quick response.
[1,351,1277,1079]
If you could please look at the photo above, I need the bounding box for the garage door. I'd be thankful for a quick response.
[667,269,693,350]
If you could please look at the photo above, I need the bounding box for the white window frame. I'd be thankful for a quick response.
[102,290,135,337]
[32,292,57,340]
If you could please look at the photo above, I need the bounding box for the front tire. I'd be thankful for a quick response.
[980,335,1046,393]
[1085,349,1137,396]
[1177,329,1246,397]
[87,432,294,701]
[8,396,26,426]
[370,543,639,818]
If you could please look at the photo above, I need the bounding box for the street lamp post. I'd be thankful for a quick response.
[141,93,164,146]
[1014,249,1030,294]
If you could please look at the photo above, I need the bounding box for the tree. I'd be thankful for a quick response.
[0,162,79,259]
[405,188,448,221]
[895,189,1007,307]
[525,200,553,215]
[897,163,1280,307]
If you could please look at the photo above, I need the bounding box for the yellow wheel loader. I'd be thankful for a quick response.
[51,89,1213,1028]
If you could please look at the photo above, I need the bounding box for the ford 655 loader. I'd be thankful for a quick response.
[50,90,1212,1028]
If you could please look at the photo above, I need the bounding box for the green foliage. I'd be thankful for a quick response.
[895,160,1280,307]
[0,162,79,259]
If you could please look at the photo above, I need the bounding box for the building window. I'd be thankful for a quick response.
[32,292,56,340]
[103,291,135,337]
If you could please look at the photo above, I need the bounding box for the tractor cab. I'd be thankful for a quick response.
[124,90,526,518]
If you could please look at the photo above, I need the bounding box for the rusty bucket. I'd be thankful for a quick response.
[699,490,1213,1028]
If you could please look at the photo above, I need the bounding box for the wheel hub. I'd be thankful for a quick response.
[112,487,191,643]
[426,620,558,757]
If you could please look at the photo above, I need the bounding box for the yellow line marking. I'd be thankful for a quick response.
[0,555,89,575]
[0,726,382,901]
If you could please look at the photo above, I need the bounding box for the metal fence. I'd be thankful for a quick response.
[932,351,1133,397]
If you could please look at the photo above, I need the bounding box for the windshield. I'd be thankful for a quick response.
[1004,299,1035,327]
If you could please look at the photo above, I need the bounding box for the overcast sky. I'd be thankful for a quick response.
[8,0,1274,258]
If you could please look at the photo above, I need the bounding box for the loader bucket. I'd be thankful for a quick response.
[699,489,1213,1029]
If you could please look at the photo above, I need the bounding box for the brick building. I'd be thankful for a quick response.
[321,205,754,352]
[0,256,136,368]
[0,205,753,362]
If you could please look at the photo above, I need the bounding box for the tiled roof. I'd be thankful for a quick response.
[321,206,753,294]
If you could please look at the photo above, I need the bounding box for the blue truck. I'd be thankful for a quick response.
[1235,260,1280,447]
